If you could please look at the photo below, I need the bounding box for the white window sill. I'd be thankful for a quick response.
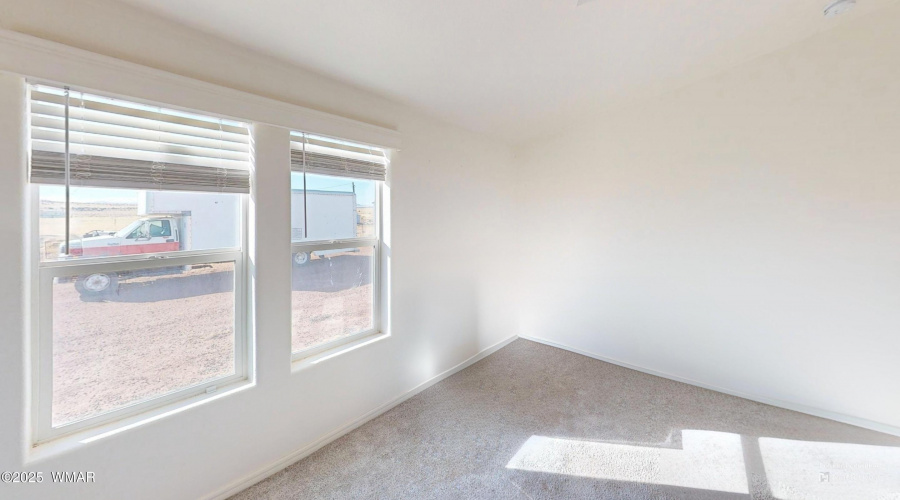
[291,331,390,372]
[27,377,254,462]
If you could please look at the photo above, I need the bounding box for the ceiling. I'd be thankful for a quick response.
[113,0,894,144]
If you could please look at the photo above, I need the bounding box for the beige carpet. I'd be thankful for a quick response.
[231,339,900,499]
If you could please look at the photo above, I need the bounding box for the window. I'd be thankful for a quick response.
[290,133,386,356]
[30,84,250,442]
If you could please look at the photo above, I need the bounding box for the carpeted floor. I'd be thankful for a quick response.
[231,339,900,499]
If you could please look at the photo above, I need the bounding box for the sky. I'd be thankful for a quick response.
[40,173,376,207]
[41,185,136,204]
[290,172,376,206]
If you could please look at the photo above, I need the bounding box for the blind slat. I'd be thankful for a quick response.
[29,85,251,193]
[31,151,250,193]
[289,133,387,181]
[32,128,250,163]
[31,115,249,153]
[32,139,250,170]
[31,102,249,146]
[32,89,248,135]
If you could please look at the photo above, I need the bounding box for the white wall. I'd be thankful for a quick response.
[516,5,900,432]
[0,71,30,492]
[0,1,517,499]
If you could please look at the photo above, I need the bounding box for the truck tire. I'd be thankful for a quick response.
[75,272,119,299]
[292,251,310,267]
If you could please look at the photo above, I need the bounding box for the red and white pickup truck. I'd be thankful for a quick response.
[60,216,186,298]
[61,217,182,258]
[60,190,242,298]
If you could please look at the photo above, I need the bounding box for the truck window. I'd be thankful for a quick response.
[149,220,171,237]
[127,222,150,239]
[116,219,145,239]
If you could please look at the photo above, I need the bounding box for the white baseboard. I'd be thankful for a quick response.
[518,334,900,438]
[203,334,519,500]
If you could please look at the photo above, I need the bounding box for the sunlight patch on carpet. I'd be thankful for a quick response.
[506,430,748,494]
[759,437,900,500]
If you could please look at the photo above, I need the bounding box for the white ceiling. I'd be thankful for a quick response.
[114,0,894,144]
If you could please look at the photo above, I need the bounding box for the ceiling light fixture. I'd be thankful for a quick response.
[824,0,856,17]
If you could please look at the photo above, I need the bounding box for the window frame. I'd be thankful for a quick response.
[289,179,382,361]
[30,186,251,444]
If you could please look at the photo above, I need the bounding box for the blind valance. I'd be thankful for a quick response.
[29,85,251,193]
[290,132,387,181]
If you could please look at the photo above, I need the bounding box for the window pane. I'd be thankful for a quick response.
[39,185,240,262]
[290,173,376,242]
[51,261,235,427]
[292,246,374,352]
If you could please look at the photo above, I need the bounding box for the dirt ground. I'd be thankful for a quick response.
[291,248,374,352]
[51,263,236,426]
[52,253,374,426]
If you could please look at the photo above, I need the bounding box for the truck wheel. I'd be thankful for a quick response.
[293,251,310,267]
[75,272,119,299]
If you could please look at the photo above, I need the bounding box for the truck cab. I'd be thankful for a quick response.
[61,216,184,299]
[60,217,182,258]
[64,191,239,299]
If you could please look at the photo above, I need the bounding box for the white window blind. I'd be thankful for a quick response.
[290,132,387,181]
[29,85,251,193]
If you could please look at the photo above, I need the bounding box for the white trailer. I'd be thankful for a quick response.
[142,189,356,254]
[290,189,358,266]
[140,191,240,251]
